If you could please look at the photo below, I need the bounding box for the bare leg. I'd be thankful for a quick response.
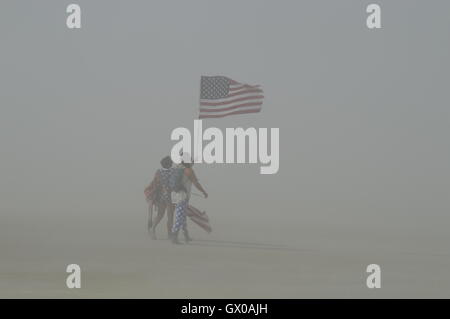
[183,225,192,243]
[147,201,153,233]
[167,204,175,238]
[181,202,191,242]
[151,203,166,239]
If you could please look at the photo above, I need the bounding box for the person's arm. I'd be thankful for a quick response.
[186,168,208,198]
[154,171,160,183]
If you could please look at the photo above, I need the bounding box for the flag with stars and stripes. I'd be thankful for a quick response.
[199,76,264,119]
[187,205,212,233]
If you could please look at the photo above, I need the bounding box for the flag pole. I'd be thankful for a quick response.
[191,192,204,198]
[195,77,202,163]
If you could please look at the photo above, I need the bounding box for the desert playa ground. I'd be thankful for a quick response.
[1,206,450,299]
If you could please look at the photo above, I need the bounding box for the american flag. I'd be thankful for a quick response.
[187,205,212,233]
[199,76,264,119]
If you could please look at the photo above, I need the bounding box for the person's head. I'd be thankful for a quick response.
[160,156,173,169]
[180,152,193,168]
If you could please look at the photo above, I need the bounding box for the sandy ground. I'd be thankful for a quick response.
[1,207,450,299]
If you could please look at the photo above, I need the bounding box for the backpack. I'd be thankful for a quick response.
[169,167,185,192]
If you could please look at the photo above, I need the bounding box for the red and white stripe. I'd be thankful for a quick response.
[187,205,212,233]
[199,78,264,119]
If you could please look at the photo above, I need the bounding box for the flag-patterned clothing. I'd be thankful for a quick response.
[172,199,189,234]
[158,168,172,205]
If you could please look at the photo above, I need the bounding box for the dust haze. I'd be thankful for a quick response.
[1,0,449,298]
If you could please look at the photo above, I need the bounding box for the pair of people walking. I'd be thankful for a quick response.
[146,154,208,244]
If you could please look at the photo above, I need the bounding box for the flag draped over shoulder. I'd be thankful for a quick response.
[199,76,264,119]
[144,173,160,204]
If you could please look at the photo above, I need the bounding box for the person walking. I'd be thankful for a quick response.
[149,156,175,239]
[170,158,208,244]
